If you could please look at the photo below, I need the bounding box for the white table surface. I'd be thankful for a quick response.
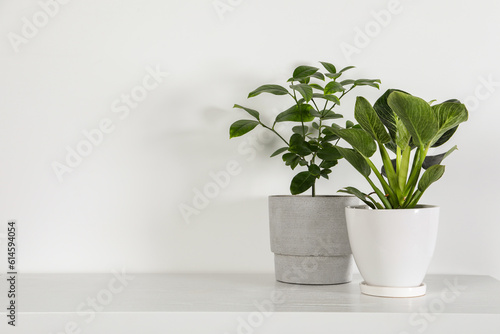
[1,273,499,333]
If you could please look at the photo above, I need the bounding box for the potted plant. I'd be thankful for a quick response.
[330,89,468,296]
[229,61,381,284]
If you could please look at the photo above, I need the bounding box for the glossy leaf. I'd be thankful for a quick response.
[340,79,356,86]
[317,146,342,161]
[248,84,289,98]
[270,147,288,157]
[418,165,445,192]
[320,62,336,74]
[290,171,316,195]
[331,128,377,157]
[339,65,356,73]
[312,93,340,105]
[431,101,468,145]
[338,187,376,209]
[321,111,343,120]
[282,153,300,169]
[354,96,391,144]
[229,120,259,138]
[309,83,324,91]
[336,147,371,177]
[290,84,313,102]
[292,125,308,134]
[275,104,314,123]
[233,104,260,120]
[422,145,457,169]
[387,91,438,147]
[325,72,342,80]
[308,164,321,176]
[292,66,319,80]
[324,81,345,94]
[289,133,312,156]
[311,72,325,81]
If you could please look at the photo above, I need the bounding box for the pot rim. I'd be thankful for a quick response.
[346,204,439,211]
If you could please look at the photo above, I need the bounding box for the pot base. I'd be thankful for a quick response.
[360,281,426,298]
[274,254,353,285]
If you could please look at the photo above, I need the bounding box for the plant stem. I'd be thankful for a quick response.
[260,123,289,146]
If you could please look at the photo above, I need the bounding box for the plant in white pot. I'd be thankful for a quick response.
[229,61,381,284]
[330,89,468,296]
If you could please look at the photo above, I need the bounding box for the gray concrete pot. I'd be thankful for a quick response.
[269,195,359,285]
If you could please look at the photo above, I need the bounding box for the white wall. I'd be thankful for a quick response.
[0,0,499,279]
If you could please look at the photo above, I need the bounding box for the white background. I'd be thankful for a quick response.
[0,0,499,279]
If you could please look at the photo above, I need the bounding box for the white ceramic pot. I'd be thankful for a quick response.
[345,205,439,294]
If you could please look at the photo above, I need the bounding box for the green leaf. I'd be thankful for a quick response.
[308,164,321,176]
[312,93,340,105]
[387,91,439,147]
[229,120,259,138]
[321,111,343,120]
[331,128,377,157]
[312,122,319,130]
[354,96,391,144]
[310,72,325,81]
[317,146,342,161]
[233,104,260,120]
[346,120,355,128]
[320,159,338,169]
[338,187,376,209]
[248,84,289,98]
[320,168,332,179]
[418,165,445,192]
[339,65,356,73]
[270,147,288,157]
[422,145,457,169]
[282,153,300,169]
[289,133,312,156]
[373,89,409,142]
[324,81,345,94]
[319,62,336,74]
[293,66,319,80]
[292,125,308,134]
[340,79,356,86]
[432,126,457,148]
[354,79,381,89]
[309,83,324,91]
[336,147,371,177]
[431,101,468,145]
[395,117,411,150]
[290,84,313,102]
[290,171,316,195]
[325,72,342,80]
[275,104,314,123]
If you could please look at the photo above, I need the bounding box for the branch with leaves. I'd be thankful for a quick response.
[333,89,468,209]
[229,62,381,196]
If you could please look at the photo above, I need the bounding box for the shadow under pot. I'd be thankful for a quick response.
[268,195,359,285]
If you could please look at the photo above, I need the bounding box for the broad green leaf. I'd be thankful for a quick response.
[317,146,342,161]
[324,81,345,94]
[320,168,332,179]
[339,65,356,73]
[338,187,376,209]
[308,164,321,176]
[319,62,336,74]
[311,72,325,81]
[233,104,260,120]
[373,89,409,142]
[321,111,343,120]
[292,125,308,134]
[229,120,259,138]
[395,117,411,150]
[290,171,316,195]
[354,79,380,89]
[418,165,445,192]
[270,147,288,157]
[309,83,324,91]
[275,104,314,123]
[289,133,312,156]
[312,122,319,129]
[325,72,342,80]
[312,93,340,105]
[354,96,391,144]
[320,159,338,169]
[431,102,468,145]
[387,91,438,147]
[331,128,377,157]
[432,126,457,148]
[290,84,313,102]
[282,153,300,169]
[248,84,289,98]
[336,147,371,177]
[340,79,355,86]
[422,145,457,169]
[346,120,355,128]
[293,66,319,79]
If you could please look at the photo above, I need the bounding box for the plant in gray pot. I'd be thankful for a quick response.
[331,90,468,296]
[229,62,381,284]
